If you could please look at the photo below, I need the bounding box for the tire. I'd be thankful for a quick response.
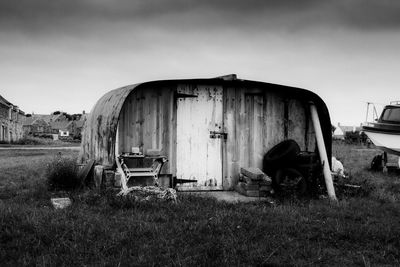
[295,151,318,165]
[263,140,300,175]
[294,151,320,179]
[273,168,308,196]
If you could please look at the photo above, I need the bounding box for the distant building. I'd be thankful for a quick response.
[23,111,88,140]
[0,94,25,142]
[50,121,73,137]
[333,123,362,142]
[23,117,51,136]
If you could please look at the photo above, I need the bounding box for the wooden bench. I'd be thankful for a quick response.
[118,155,167,187]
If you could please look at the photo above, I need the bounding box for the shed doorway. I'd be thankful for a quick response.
[176,86,224,190]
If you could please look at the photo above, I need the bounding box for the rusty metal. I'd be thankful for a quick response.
[79,84,141,166]
[79,78,333,173]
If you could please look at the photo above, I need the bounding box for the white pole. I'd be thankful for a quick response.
[309,102,337,201]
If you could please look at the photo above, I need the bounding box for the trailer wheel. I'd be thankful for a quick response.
[273,168,308,196]
[263,140,300,175]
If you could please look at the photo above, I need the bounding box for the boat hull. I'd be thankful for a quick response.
[363,129,400,156]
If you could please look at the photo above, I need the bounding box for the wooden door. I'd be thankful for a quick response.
[176,85,224,190]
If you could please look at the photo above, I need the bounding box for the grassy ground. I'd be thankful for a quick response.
[0,136,80,147]
[1,143,400,266]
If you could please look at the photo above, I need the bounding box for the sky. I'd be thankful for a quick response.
[1,0,399,125]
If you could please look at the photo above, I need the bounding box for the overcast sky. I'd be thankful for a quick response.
[1,0,399,125]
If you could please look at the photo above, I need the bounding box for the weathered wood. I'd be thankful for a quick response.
[240,173,272,185]
[240,167,265,180]
[265,93,285,153]
[235,182,261,197]
[288,99,307,151]
[176,85,224,190]
[104,170,115,188]
[94,165,104,189]
[80,79,331,191]
[77,159,95,185]
[223,86,236,189]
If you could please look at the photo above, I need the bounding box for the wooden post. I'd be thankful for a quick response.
[309,102,337,201]
[94,165,104,189]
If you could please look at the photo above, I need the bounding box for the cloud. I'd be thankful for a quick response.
[1,0,400,38]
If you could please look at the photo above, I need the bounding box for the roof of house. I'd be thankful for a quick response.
[32,114,65,124]
[0,94,24,114]
[50,121,72,131]
[0,95,12,106]
[23,118,48,126]
[23,117,37,125]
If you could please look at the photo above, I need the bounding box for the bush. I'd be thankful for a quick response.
[46,156,80,190]
[12,136,52,145]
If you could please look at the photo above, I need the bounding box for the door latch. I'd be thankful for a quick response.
[209,131,228,140]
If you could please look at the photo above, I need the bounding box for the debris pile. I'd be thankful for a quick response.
[51,197,72,209]
[332,156,345,177]
[235,167,272,197]
[118,186,177,202]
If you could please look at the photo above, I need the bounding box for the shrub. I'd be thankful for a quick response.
[12,136,52,145]
[46,156,80,190]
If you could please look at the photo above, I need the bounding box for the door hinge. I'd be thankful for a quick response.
[176,93,198,98]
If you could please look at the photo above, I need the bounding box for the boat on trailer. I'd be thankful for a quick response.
[362,101,400,156]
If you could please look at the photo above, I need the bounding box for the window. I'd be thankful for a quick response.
[381,107,400,123]
[1,125,6,141]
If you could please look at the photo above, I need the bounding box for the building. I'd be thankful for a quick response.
[333,123,362,141]
[23,112,88,140]
[49,121,73,137]
[23,117,51,136]
[0,95,25,142]
[79,75,332,191]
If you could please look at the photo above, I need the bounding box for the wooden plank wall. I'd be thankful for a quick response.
[116,85,316,189]
[223,87,315,190]
[117,86,175,174]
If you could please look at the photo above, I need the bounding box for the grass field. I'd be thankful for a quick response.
[1,143,400,266]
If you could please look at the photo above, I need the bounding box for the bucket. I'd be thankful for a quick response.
[158,174,172,188]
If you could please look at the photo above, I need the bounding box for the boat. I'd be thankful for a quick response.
[362,101,400,156]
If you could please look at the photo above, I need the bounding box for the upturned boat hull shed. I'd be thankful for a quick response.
[79,76,332,190]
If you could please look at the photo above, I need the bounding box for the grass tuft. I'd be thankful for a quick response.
[46,155,80,191]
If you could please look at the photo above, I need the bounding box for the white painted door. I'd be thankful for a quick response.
[176,85,224,190]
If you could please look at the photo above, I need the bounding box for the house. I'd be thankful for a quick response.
[333,124,345,139]
[23,113,71,137]
[36,113,67,124]
[0,94,25,142]
[79,75,332,191]
[23,117,51,136]
[23,111,87,140]
[49,121,73,137]
[333,123,362,141]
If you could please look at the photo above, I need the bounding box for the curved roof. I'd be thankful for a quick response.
[79,84,140,167]
[79,78,332,167]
